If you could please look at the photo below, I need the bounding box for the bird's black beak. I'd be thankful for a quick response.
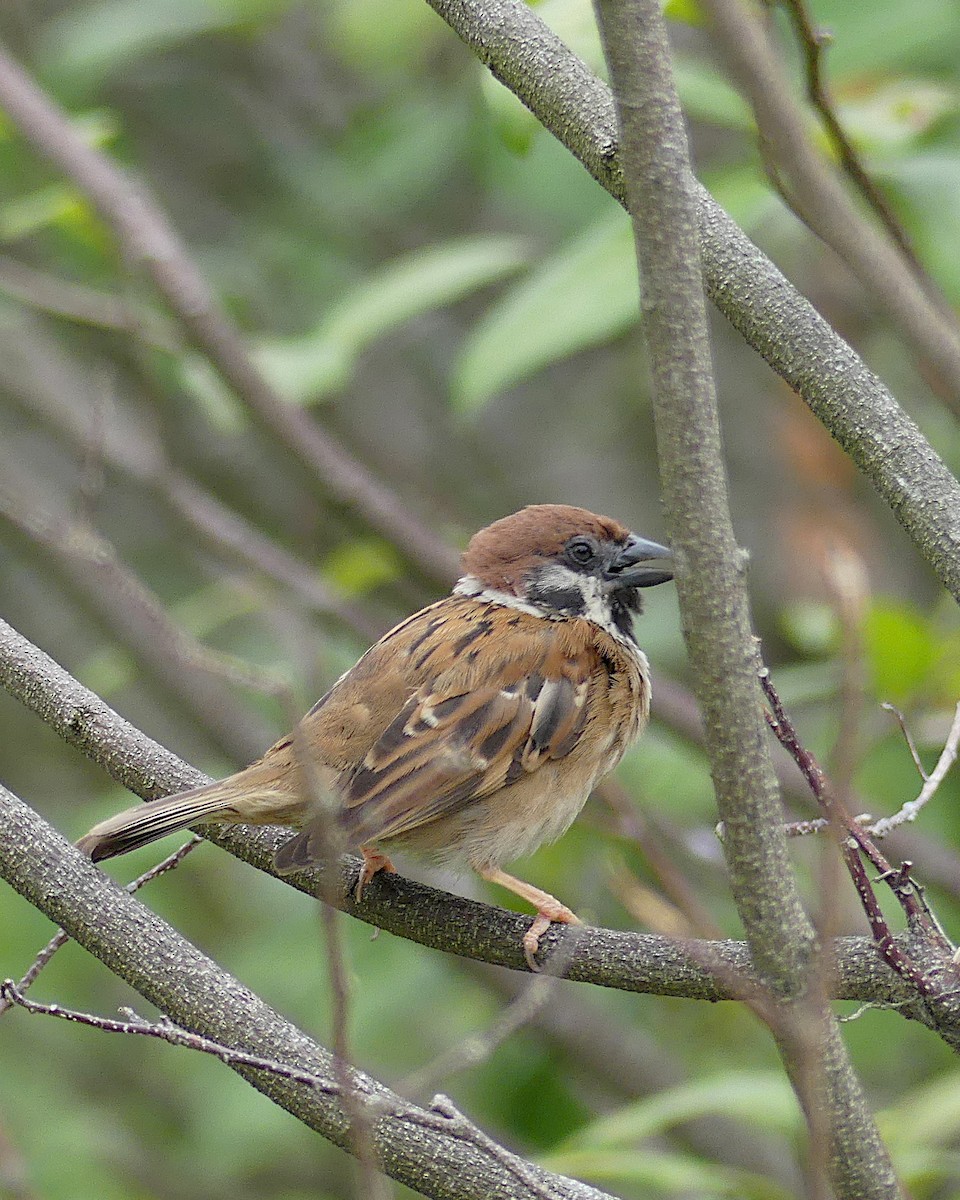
[606,534,673,588]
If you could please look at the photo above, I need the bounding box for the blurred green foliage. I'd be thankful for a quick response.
[1,0,960,1197]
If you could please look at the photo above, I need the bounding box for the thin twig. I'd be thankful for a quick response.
[0,836,201,1018]
[701,0,960,413]
[0,981,344,1090]
[870,703,960,837]
[881,703,928,780]
[0,253,177,348]
[773,0,924,276]
[784,702,960,843]
[760,668,952,998]
[416,1096,559,1200]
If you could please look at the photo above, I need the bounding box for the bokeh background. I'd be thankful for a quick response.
[2,1,960,1197]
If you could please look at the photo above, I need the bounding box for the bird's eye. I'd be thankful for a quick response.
[566,537,598,566]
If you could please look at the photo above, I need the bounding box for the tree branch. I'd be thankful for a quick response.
[0,614,929,1016]
[0,783,616,1200]
[592,1,901,1195]
[700,0,960,411]
[421,0,960,601]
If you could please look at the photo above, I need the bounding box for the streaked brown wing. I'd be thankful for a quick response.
[339,649,593,846]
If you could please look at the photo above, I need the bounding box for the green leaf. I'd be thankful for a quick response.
[257,236,529,405]
[322,538,403,597]
[0,185,83,241]
[864,601,938,702]
[551,1072,799,1153]
[665,0,705,23]
[452,213,639,410]
[38,0,287,85]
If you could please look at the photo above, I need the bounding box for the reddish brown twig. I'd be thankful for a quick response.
[773,0,924,278]
[760,668,953,998]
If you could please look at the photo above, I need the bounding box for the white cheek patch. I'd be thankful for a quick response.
[542,564,606,612]
[455,567,640,648]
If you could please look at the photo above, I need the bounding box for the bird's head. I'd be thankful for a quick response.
[456,504,673,642]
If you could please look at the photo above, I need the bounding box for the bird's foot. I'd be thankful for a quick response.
[355,846,396,901]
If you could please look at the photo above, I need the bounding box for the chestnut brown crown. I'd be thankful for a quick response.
[461,504,634,593]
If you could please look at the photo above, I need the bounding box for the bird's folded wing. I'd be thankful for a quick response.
[339,656,592,845]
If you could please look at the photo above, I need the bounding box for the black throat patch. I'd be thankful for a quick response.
[525,578,585,619]
[525,578,587,618]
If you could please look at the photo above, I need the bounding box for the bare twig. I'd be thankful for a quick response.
[0,836,201,1018]
[773,0,923,274]
[0,253,176,347]
[464,960,800,1189]
[0,981,341,1088]
[782,702,960,844]
[399,974,562,1098]
[760,669,955,1001]
[881,703,928,780]
[870,702,960,837]
[414,1096,558,1200]
[4,355,381,641]
[701,0,960,413]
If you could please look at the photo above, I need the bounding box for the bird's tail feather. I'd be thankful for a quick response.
[76,781,239,862]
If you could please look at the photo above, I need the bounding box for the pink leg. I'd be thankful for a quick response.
[356,846,396,901]
[476,866,582,971]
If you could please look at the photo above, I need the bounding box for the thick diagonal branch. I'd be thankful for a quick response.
[0,782,617,1200]
[423,0,960,600]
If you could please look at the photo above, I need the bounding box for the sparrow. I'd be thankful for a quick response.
[78,504,672,968]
